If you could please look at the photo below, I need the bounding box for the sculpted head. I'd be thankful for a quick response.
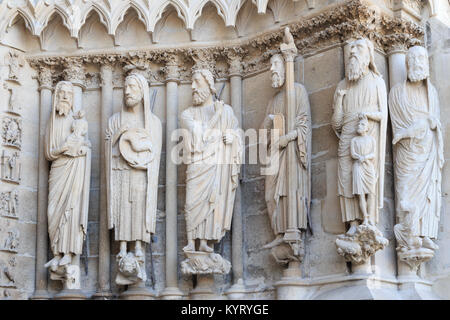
[406,46,429,82]
[124,75,144,108]
[192,69,216,106]
[55,81,74,116]
[357,114,369,135]
[270,54,285,88]
[346,38,374,81]
[118,253,139,277]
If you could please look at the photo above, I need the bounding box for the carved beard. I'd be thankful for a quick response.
[271,71,285,88]
[408,63,429,82]
[56,100,71,116]
[125,95,141,108]
[346,55,370,81]
[193,88,211,106]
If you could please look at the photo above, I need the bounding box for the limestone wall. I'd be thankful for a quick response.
[0,0,448,299]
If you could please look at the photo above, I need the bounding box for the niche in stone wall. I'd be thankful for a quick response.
[2,15,40,53]
[153,5,191,44]
[234,0,275,38]
[190,3,236,41]
[78,11,114,49]
[40,13,77,52]
[115,9,152,47]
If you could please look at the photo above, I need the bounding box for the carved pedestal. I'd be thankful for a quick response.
[182,251,230,300]
[272,242,308,300]
[335,224,389,270]
[189,274,222,300]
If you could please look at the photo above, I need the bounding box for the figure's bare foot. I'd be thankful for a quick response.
[135,248,144,258]
[183,241,195,252]
[117,249,127,260]
[262,235,284,249]
[44,255,61,271]
[58,253,72,266]
[347,224,357,236]
[135,241,144,258]
[199,240,214,253]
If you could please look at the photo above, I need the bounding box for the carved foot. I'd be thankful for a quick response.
[262,235,284,249]
[199,241,214,253]
[183,243,196,252]
[44,255,61,272]
[59,253,72,266]
[117,249,127,260]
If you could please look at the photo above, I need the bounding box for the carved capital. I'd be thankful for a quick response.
[37,65,53,90]
[162,54,180,83]
[386,42,408,55]
[190,49,216,74]
[225,51,243,77]
[63,58,85,88]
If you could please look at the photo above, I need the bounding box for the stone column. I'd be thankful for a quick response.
[63,59,85,112]
[387,44,409,279]
[388,45,407,88]
[224,53,246,299]
[31,65,52,300]
[93,63,114,299]
[160,55,184,300]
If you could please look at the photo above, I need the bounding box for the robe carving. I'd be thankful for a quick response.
[262,83,311,235]
[332,71,387,224]
[45,108,91,256]
[181,103,242,241]
[105,74,162,243]
[389,80,443,239]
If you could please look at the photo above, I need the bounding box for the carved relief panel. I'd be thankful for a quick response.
[0,150,21,184]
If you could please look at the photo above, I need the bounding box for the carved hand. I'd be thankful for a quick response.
[78,146,89,156]
[337,89,347,98]
[428,116,438,130]
[279,135,290,148]
[223,133,234,145]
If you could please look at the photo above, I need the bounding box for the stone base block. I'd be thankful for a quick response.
[53,289,87,300]
[160,286,185,300]
[120,284,156,300]
[224,279,248,300]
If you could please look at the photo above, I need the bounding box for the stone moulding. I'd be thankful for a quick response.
[27,1,424,84]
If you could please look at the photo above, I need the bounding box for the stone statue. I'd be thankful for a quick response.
[351,115,376,225]
[389,46,443,271]
[180,68,242,274]
[260,43,311,266]
[105,73,162,285]
[43,81,91,290]
[332,38,388,265]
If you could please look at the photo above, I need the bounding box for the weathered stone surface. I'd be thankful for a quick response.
[0,0,448,301]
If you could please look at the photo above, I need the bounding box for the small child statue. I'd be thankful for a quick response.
[65,110,91,157]
[351,114,376,226]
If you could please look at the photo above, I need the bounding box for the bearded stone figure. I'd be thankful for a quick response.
[332,38,388,266]
[260,53,311,263]
[105,73,162,286]
[389,46,443,271]
[44,81,91,290]
[180,69,242,275]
